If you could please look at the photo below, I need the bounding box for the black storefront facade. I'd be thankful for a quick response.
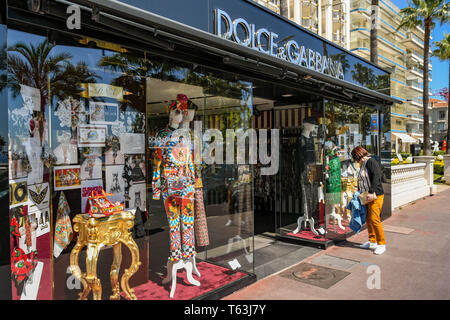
[0,0,398,300]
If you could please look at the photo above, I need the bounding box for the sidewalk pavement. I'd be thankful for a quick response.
[224,188,450,300]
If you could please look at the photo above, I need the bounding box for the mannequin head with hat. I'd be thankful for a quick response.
[181,99,198,129]
[301,117,319,138]
[168,94,188,129]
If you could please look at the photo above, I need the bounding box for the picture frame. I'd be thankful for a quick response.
[28,182,50,211]
[53,165,81,191]
[77,124,107,147]
[120,133,145,154]
[9,178,28,208]
[89,101,119,125]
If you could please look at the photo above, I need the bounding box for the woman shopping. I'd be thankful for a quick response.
[351,146,386,255]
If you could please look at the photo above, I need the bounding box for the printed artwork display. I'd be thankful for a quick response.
[34,207,50,237]
[81,179,104,213]
[105,165,125,204]
[105,135,124,165]
[120,133,145,154]
[128,183,146,212]
[23,136,44,185]
[54,192,73,258]
[53,166,81,191]
[18,211,37,254]
[19,84,41,112]
[55,97,87,129]
[10,179,28,208]
[125,154,146,183]
[80,148,103,181]
[53,130,78,164]
[89,101,119,124]
[77,125,107,147]
[28,183,49,211]
[119,111,146,133]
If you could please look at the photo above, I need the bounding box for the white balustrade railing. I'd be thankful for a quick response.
[391,162,432,210]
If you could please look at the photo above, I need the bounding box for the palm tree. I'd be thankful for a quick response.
[7,39,98,144]
[433,33,450,154]
[8,40,97,108]
[398,0,449,156]
[370,0,379,64]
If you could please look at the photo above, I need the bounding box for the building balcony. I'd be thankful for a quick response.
[403,32,424,49]
[302,0,319,6]
[406,113,423,123]
[407,49,424,62]
[302,19,319,29]
[408,97,423,108]
[407,80,423,93]
[332,11,346,21]
[333,33,346,43]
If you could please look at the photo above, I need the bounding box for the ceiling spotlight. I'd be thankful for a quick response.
[281,93,294,98]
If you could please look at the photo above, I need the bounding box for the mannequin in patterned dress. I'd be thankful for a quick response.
[152,94,200,298]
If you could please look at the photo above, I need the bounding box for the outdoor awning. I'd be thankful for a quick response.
[392,132,416,143]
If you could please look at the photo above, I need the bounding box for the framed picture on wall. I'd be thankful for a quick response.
[53,165,81,191]
[89,101,119,124]
[77,124,107,147]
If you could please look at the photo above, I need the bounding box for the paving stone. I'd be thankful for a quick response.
[310,254,360,270]
[278,262,351,289]
[383,225,414,235]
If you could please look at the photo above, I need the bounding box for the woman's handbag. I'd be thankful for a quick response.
[358,192,377,206]
[88,189,124,216]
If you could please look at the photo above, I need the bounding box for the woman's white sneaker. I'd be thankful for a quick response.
[359,241,378,250]
[374,245,386,255]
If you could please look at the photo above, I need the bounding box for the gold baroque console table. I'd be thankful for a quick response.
[69,211,141,300]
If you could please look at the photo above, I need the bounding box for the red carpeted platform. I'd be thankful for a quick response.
[122,261,248,300]
[285,220,353,242]
[285,230,328,242]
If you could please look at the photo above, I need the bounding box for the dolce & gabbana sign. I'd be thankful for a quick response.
[214,9,344,80]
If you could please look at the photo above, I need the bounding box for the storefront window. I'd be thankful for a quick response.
[0,21,11,300]
[7,25,254,300]
[275,101,326,244]
[324,100,381,241]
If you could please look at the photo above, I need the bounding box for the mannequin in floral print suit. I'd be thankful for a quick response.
[152,94,200,298]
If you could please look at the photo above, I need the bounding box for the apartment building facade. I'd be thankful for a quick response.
[255,0,431,152]
[430,98,448,144]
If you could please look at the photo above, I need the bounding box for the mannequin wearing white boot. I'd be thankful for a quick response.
[293,118,319,235]
[152,94,201,298]
[324,141,345,231]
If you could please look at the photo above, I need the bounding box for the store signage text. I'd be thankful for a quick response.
[214,9,344,80]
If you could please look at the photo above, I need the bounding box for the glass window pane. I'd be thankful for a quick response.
[324,100,381,241]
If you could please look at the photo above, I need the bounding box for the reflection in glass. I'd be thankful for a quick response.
[324,100,380,241]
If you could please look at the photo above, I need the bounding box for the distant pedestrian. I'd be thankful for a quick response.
[351,146,386,255]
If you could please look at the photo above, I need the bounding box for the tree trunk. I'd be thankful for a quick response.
[280,0,289,18]
[370,0,379,64]
[447,63,450,154]
[423,18,431,155]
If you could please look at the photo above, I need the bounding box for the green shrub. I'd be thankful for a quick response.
[434,161,444,175]
[400,152,412,159]
[433,151,446,156]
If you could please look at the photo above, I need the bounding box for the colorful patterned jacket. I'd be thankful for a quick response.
[152,126,196,200]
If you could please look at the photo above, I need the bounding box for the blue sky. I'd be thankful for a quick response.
[390,0,449,96]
